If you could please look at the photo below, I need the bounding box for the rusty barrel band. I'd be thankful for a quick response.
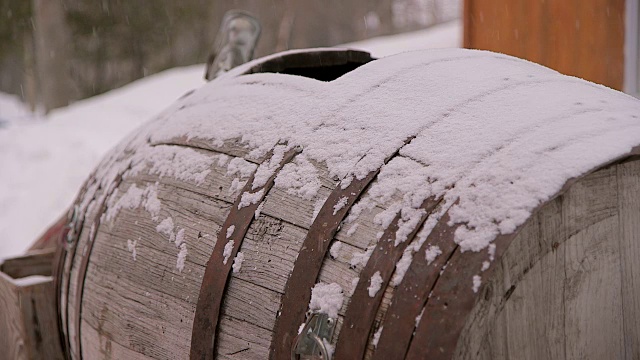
[405,147,640,360]
[405,231,512,360]
[333,196,441,360]
[190,146,299,360]
[73,172,126,359]
[269,172,379,360]
[53,175,97,360]
[61,206,89,360]
[370,209,460,360]
[369,147,640,360]
[52,207,73,359]
[52,228,70,358]
[269,136,417,360]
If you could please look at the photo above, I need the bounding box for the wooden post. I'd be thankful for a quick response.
[0,249,64,360]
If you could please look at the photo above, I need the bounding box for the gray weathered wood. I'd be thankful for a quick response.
[0,248,55,279]
[0,251,63,360]
[454,161,637,360]
[617,159,640,360]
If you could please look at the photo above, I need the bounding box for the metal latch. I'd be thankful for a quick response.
[291,312,336,360]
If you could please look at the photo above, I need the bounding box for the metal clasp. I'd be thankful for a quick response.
[291,312,335,360]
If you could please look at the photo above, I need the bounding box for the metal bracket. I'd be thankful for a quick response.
[291,312,335,360]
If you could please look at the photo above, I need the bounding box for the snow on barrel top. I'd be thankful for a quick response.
[143,48,640,255]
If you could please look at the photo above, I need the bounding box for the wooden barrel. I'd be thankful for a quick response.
[53,48,640,360]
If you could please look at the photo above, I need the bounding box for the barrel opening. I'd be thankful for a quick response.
[242,49,375,81]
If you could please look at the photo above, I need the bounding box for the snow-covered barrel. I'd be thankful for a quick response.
[53,48,640,360]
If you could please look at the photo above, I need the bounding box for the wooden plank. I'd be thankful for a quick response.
[0,271,63,360]
[562,164,624,359]
[0,272,24,360]
[561,165,618,239]
[501,205,565,360]
[216,317,271,359]
[18,279,64,359]
[617,159,640,359]
[82,322,149,360]
[0,248,55,280]
[563,216,624,359]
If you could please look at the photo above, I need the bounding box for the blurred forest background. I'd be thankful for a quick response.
[0,0,460,112]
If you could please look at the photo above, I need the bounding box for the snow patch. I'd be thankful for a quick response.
[368,271,384,297]
[227,157,257,178]
[329,241,342,259]
[156,217,175,242]
[176,242,188,272]
[252,145,288,189]
[425,245,442,265]
[131,145,214,185]
[333,196,349,215]
[472,275,482,293]
[238,189,264,209]
[391,249,413,286]
[309,282,344,319]
[481,261,490,271]
[274,155,321,200]
[127,239,138,261]
[254,201,265,219]
[106,183,161,222]
[350,245,375,269]
[223,240,235,265]
[372,326,383,348]
[229,178,247,197]
[226,225,235,239]
[11,275,53,287]
[232,252,244,273]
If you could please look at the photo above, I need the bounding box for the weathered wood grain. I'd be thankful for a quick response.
[617,159,640,360]
[0,267,63,360]
[453,162,635,360]
[502,207,564,360]
[1,249,56,279]
[563,216,624,359]
[0,272,25,360]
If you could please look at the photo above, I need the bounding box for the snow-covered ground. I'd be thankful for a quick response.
[0,20,461,260]
[343,20,461,57]
[0,67,205,259]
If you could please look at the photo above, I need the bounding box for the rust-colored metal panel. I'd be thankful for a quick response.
[464,0,625,90]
